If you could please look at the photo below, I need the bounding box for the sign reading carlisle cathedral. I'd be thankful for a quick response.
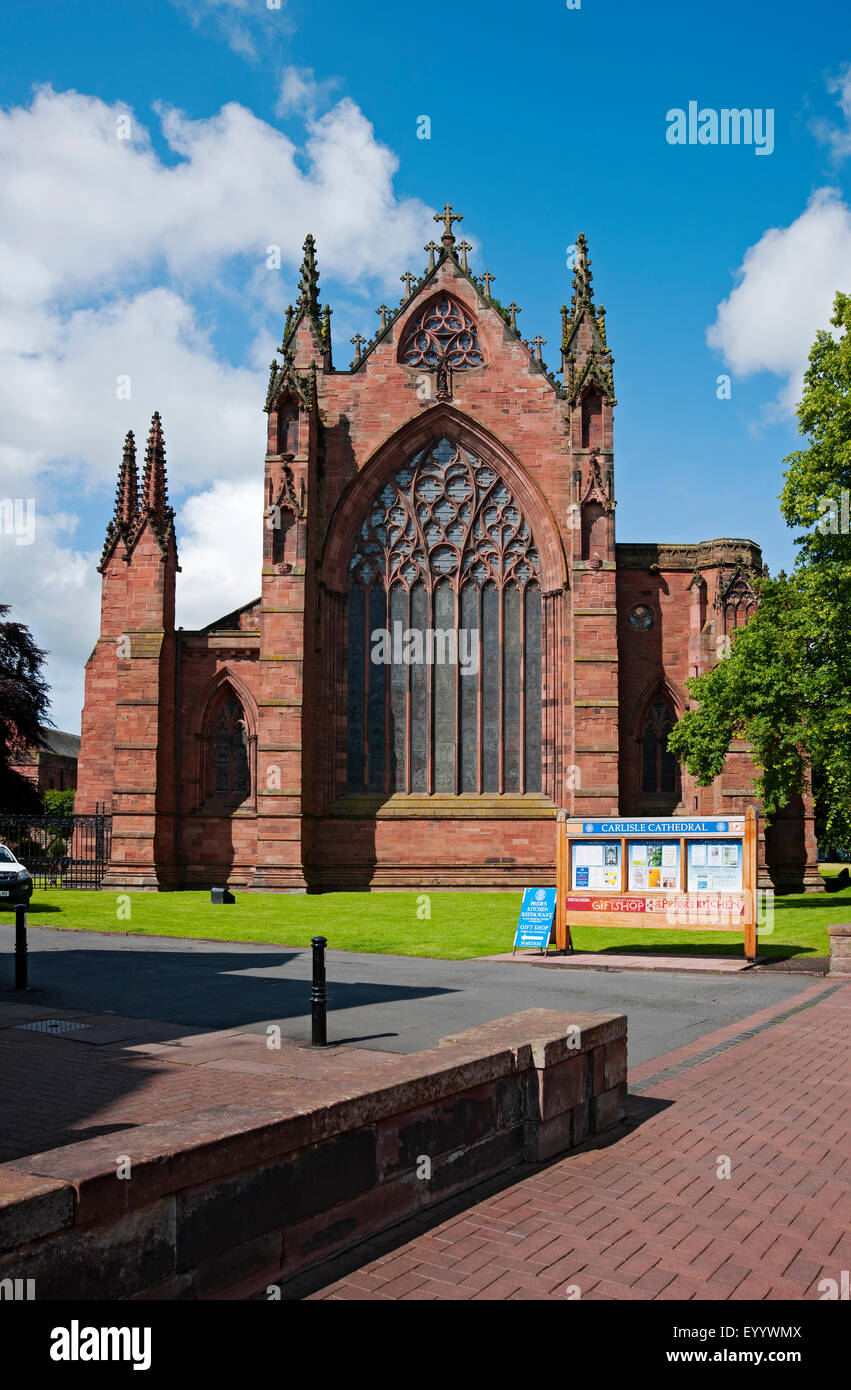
[75,206,820,894]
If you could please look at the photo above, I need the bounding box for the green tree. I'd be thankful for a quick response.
[667,292,851,848]
[43,787,75,815]
[0,605,51,814]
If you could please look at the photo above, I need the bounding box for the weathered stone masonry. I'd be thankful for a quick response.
[76,211,821,892]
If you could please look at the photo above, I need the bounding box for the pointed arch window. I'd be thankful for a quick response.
[345,436,542,797]
[398,296,485,370]
[205,689,251,804]
[641,699,679,797]
[722,578,758,632]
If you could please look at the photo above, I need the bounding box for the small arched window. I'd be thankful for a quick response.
[581,388,602,449]
[206,690,251,803]
[641,699,679,797]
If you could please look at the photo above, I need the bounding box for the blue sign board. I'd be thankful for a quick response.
[577,818,739,836]
[513,887,557,952]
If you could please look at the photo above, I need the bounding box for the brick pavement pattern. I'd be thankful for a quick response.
[308,980,851,1300]
[0,1003,407,1164]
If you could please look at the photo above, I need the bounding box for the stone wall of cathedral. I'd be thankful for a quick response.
[76,227,821,893]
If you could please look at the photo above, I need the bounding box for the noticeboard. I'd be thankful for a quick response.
[513,887,557,954]
[555,808,758,960]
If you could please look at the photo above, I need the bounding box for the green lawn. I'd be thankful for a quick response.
[11,868,850,961]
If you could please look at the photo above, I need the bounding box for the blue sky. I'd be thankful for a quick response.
[1,0,850,729]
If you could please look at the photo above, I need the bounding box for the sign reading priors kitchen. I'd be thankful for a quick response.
[554,808,759,961]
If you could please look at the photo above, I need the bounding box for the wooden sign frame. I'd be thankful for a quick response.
[555,806,758,960]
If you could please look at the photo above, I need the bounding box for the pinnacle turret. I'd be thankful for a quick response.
[562,233,616,406]
[569,233,595,317]
[100,429,142,568]
[142,412,169,523]
[296,234,320,319]
[99,418,168,566]
[116,430,139,531]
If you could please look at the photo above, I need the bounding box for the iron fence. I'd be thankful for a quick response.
[0,810,112,889]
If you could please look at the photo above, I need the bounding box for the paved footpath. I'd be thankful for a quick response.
[0,923,822,1064]
[306,979,851,1301]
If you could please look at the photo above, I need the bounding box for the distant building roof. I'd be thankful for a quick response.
[10,730,80,766]
[41,730,81,760]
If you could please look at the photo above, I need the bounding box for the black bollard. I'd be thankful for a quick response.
[311,935,327,1046]
[14,904,28,990]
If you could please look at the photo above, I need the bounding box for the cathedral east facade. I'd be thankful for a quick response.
[76,212,821,892]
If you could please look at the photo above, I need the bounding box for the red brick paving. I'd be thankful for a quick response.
[308,980,851,1301]
[3,983,849,1301]
[0,1004,405,1163]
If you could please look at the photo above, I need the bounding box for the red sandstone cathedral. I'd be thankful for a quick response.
[76,210,820,892]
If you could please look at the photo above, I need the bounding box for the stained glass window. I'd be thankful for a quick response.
[399,296,485,370]
[346,436,542,796]
[208,691,250,802]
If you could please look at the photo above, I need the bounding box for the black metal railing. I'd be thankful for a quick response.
[0,809,112,889]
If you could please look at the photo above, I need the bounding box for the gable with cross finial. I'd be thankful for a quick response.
[340,204,567,398]
[434,203,463,242]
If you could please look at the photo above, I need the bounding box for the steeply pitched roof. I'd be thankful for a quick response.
[42,730,81,760]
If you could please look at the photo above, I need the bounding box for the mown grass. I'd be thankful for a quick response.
[9,867,849,961]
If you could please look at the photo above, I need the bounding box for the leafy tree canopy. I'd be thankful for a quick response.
[0,604,51,813]
[667,292,851,847]
[43,787,75,815]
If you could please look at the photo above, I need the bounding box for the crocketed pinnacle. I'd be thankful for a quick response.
[570,232,595,317]
[297,234,321,319]
[115,430,139,531]
[562,234,616,405]
[142,412,169,522]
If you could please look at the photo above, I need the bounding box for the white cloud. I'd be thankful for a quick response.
[276,66,340,118]
[0,83,433,733]
[811,63,851,162]
[0,521,100,735]
[171,0,290,61]
[0,289,261,495]
[0,87,431,304]
[175,477,264,630]
[0,478,264,734]
[707,188,851,418]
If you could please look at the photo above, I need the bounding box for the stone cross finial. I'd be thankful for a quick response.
[457,239,472,271]
[400,270,416,298]
[350,333,367,363]
[481,270,495,297]
[508,303,521,330]
[530,334,547,362]
[434,203,462,243]
[376,304,389,331]
[424,240,440,271]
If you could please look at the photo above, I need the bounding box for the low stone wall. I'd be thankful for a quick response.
[829,923,851,974]
[0,1008,627,1300]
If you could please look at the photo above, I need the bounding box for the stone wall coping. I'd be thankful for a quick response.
[0,1168,76,1256]
[1,1008,625,1238]
[828,923,851,936]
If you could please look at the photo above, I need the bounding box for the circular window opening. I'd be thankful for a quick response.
[629,604,654,631]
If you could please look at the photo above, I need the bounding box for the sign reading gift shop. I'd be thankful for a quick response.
[512,887,557,955]
[554,807,758,960]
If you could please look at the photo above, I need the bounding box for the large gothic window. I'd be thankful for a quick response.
[641,699,679,797]
[346,436,542,796]
[398,296,485,370]
[207,690,251,803]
